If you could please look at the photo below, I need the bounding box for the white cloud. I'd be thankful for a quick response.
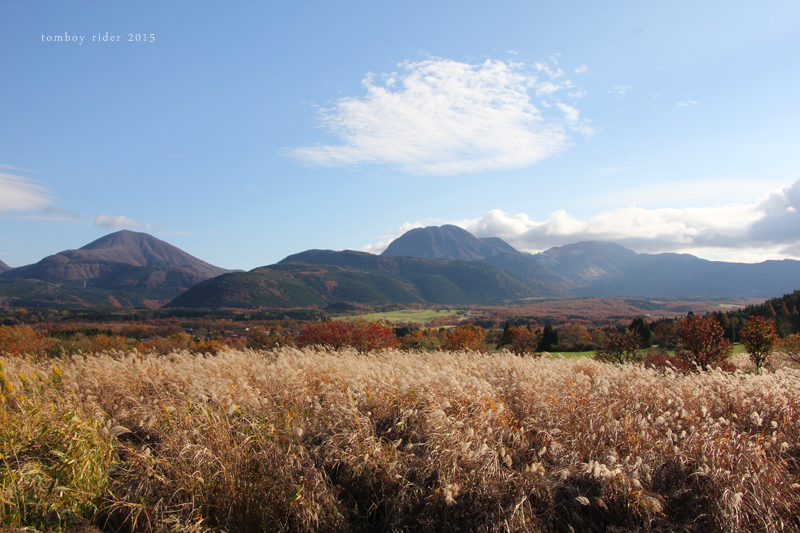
[611,85,631,97]
[289,56,591,175]
[0,171,53,211]
[95,214,142,230]
[364,179,800,262]
[574,64,589,74]
[677,100,700,107]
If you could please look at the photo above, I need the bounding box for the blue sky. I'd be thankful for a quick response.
[2,1,799,270]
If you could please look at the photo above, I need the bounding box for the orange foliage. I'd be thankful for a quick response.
[445,324,485,351]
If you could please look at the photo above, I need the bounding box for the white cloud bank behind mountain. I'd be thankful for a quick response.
[361,178,800,263]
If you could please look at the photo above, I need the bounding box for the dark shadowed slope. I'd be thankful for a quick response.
[168,250,570,309]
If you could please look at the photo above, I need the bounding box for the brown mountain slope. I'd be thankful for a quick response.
[0,231,230,308]
[2,230,229,283]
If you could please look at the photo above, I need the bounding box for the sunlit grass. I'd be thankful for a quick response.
[2,348,798,532]
[342,308,461,323]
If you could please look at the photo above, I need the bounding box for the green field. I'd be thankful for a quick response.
[346,308,461,323]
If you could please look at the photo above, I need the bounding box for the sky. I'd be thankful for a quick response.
[2,1,800,271]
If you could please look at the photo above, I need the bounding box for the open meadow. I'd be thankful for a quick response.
[2,347,800,532]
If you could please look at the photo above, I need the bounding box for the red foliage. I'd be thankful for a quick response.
[676,314,733,371]
[0,325,56,358]
[504,326,539,356]
[295,320,398,353]
[644,350,693,373]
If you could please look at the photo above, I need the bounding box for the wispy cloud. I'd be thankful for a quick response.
[0,170,53,211]
[611,85,631,97]
[677,100,700,107]
[364,179,800,263]
[95,214,142,230]
[288,56,592,175]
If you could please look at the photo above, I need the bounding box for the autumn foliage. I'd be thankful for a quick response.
[0,325,56,359]
[444,324,485,351]
[739,316,779,370]
[594,329,644,364]
[503,325,540,356]
[295,320,398,353]
[676,314,733,371]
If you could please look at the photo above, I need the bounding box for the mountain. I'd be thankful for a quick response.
[540,241,800,298]
[382,225,579,290]
[0,230,230,308]
[379,226,800,299]
[0,259,10,273]
[382,224,517,260]
[167,250,569,309]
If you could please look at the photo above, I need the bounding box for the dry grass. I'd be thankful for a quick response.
[2,348,800,532]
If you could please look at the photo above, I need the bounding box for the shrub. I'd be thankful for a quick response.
[644,347,693,373]
[594,329,644,364]
[778,333,800,365]
[676,314,733,371]
[739,316,779,370]
[0,325,56,359]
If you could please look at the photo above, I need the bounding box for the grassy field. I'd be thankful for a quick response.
[2,348,799,532]
[344,308,461,323]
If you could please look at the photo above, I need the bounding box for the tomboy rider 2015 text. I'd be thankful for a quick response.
[41,32,155,44]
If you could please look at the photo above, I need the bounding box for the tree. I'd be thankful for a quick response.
[676,314,733,371]
[559,323,593,351]
[594,329,644,364]
[537,324,559,352]
[629,317,652,347]
[445,324,485,352]
[502,325,540,356]
[295,320,398,353]
[740,316,779,371]
[652,321,680,349]
[714,312,736,342]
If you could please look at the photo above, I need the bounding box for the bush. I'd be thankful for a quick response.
[778,333,800,365]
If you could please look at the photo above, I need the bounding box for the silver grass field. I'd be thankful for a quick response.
[2,348,800,532]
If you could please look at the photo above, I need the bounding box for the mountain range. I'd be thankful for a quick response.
[2,225,800,310]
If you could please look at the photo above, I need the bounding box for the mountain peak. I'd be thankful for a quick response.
[381,224,516,261]
[69,230,225,275]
